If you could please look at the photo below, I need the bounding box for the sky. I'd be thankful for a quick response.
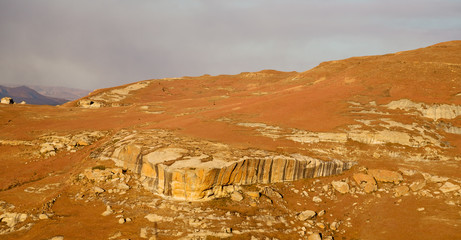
[1,0,460,91]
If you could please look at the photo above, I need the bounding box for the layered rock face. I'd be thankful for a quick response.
[97,130,355,200]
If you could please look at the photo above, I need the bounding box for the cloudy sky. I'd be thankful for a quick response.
[1,0,460,90]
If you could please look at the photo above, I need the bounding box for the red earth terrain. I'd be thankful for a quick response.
[0,41,460,240]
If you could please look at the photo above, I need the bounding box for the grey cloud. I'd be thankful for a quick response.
[1,0,460,90]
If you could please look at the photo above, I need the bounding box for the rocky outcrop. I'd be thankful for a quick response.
[385,99,461,120]
[77,99,102,108]
[238,121,443,148]
[98,130,355,200]
[0,97,14,104]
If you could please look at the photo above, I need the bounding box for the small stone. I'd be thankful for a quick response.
[108,232,122,240]
[330,221,339,231]
[39,213,49,220]
[102,205,113,216]
[318,210,326,217]
[307,232,322,240]
[231,191,244,202]
[94,186,105,193]
[246,191,260,199]
[117,183,130,190]
[125,218,132,222]
[331,181,350,194]
[298,210,317,221]
[140,227,149,238]
[439,182,460,193]
[118,218,125,224]
[417,207,425,212]
[312,196,322,203]
[49,236,64,240]
[316,222,325,229]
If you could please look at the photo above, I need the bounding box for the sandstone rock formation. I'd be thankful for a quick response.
[97,130,355,200]
[386,99,461,120]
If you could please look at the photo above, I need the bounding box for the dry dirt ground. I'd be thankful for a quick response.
[0,41,461,240]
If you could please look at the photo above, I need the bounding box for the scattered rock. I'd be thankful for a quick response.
[102,206,113,216]
[298,210,317,221]
[316,222,325,229]
[118,218,126,224]
[246,191,261,199]
[38,213,49,220]
[330,221,339,231]
[331,181,350,194]
[312,196,322,203]
[318,210,326,217]
[439,182,460,193]
[94,186,105,194]
[108,231,122,240]
[353,173,377,193]
[394,185,410,197]
[261,187,283,199]
[0,212,28,227]
[428,175,449,183]
[399,168,417,176]
[308,232,322,240]
[49,236,64,240]
[117,183,130,190]
[231,191,244,201]
[40,143,56,156]
[410,180,426,192]
[417,207,425,212]
[368,169,403,184]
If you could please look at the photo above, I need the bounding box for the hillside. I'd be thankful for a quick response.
[0,41,460,240]
[0,85,68,105]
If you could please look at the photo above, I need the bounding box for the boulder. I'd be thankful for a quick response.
[368,169,403,184]
[331,181,350,194]
[0,97,14,104]
[298,210,317,221]
[0,212,27,227]
[439,182,460,193]
[353,173,377,193]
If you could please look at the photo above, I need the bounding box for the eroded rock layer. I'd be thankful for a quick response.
[97,130,355,200]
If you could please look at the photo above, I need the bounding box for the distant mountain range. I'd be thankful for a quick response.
[26,85,90,101]
[0,85,86,105]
